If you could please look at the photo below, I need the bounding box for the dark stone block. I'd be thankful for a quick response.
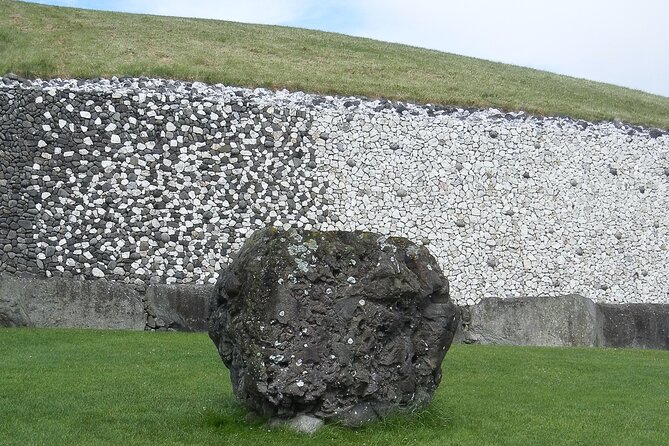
[145,283,213,331]
[596,303,669,350]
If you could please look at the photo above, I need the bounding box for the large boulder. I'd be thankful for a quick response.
[208,227,457,426]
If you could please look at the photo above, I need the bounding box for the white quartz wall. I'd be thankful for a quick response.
[305,107,669,305]
[1,77,667,305]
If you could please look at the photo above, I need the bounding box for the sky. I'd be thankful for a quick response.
[24,0,669,98]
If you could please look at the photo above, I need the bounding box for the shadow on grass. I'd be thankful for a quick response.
[201,393,457,433]
[202,396,255,430]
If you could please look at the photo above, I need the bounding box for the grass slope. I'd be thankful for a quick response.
[1,329,668,445]
[1,0,668,129]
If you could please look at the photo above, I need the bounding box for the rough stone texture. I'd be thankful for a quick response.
[287,414,324,434]
[0,76,667,308]
[596,303,669,349]
[457,295,598,346]
[0,289,30,327]
[267,414,324,434]
[208,227,457,425]
[0,273,144,329]
[145,283,213,331]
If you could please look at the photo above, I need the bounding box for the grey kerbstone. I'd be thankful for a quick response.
[457,295,598,347]
[0,273,144,329]
[145,283,213,331]
[595,303,669,350]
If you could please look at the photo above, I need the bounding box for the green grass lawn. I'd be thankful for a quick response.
[0,329,667,445]
[1,0,668,129]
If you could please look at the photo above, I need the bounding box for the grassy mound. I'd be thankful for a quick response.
[1,0,668,129]
[1,329,667,445]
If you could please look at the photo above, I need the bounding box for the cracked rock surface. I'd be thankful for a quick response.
[208,227,457,426]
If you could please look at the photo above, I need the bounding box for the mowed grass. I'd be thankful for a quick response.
[0,329,667,445]
[1,1,668,129]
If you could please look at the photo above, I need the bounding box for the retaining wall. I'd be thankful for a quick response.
[1,76,668,307]
[3,273,666,349]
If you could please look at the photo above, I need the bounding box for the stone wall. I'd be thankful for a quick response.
[453,295,669,349]
[1,76,668,307]
[3,273,666,349]
[0,273,144,329]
